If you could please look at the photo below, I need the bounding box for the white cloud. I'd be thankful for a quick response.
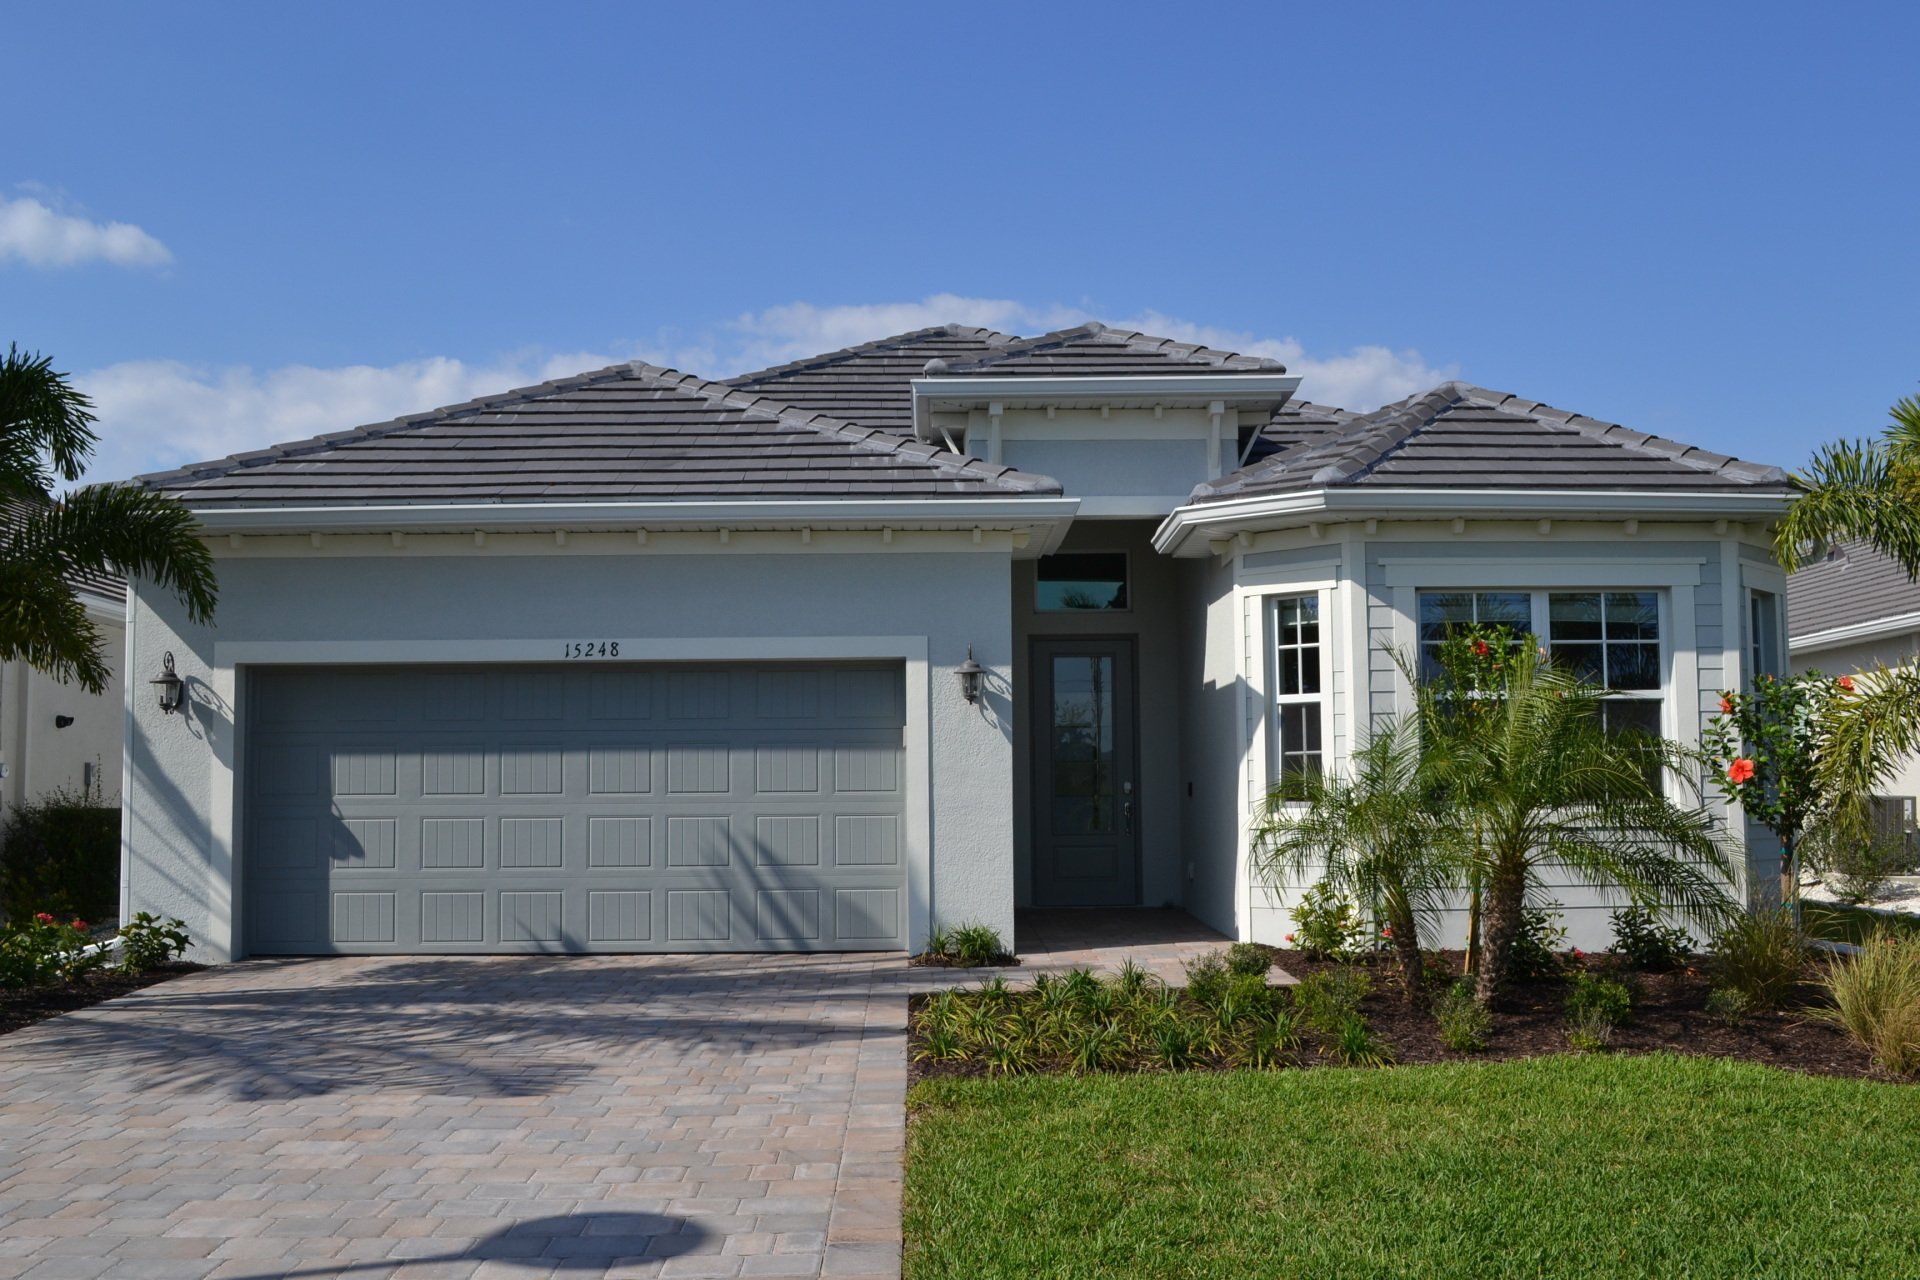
[72,296,1454,485]
[0,193,172,269]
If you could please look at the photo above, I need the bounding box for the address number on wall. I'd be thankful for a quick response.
[561,641,622,658]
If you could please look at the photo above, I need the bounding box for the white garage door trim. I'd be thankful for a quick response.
[207,636,932,959]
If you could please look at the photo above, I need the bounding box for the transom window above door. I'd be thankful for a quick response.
[1035,552,1129,612]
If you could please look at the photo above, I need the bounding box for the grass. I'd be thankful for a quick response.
[1801,900,1920,946]
[905,1054,1920,1280]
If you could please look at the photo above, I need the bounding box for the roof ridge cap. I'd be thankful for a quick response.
[724,324,1025,386]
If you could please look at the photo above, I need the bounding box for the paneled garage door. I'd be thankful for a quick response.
[241,663,908,954]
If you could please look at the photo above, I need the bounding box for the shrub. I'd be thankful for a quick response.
[922,923,1012,967]
[0,913,97,989]
[118,913,191,973]
[1565,1006,1615,1052]
[1288,881,1369,961]
[1705,986,1751,1024]
[1710,907,1808,1010]
[1565,973,1633,1028]
[1610,905,1694,971]
[1814,930,1920,1076]
[1823,834,1907,907]
[1181,952,1231,1006]
[1293,968,1371,1038]
[1432,978,1491,1052]
[0,790,119,924]
[1225,942,1272,977]
[1329,1014,1391,1067]
[1506,905,1569,981]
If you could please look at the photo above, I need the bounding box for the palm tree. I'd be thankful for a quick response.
[1775,394,1920,836]
[1422,645,1739,1001]
[2,344,216,692]
[1252,716,1456,1000]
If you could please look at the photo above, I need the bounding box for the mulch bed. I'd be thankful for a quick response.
[907,948,1896,1084]
[0,964,202,1038]
[907,953,1020,970]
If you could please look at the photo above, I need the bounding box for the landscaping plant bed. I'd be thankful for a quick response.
[907,947,1901,1084]
[0,962,202,1037]
[908,952,1020,970]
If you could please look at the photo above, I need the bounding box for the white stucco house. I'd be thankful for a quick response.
[0,500,126,821]
[120,322,1798,960]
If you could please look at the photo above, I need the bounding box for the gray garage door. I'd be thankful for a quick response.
[242,662,908,954]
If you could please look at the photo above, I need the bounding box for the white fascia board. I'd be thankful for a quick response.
[910,374,1301,439]
[1789,611,1920,654]
[1152,487,1795,556]
[188,497,1082,535]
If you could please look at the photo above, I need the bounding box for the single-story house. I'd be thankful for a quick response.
[1789,540,1920,852]
[121,322,1797,960]
[1,498,127,820]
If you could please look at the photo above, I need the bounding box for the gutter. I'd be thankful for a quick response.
[1153,487,1796,556]
[1788,610,1920,655]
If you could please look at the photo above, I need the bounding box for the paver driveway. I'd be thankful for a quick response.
[0,955,912,1280]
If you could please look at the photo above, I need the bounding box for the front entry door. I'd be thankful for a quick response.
[1031,638,1140,907]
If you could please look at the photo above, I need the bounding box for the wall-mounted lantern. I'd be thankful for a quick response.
[54,715,75,729]
[151,652,185,715]
[956,646,984,705]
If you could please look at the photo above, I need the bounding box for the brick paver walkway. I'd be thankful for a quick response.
[0,912,1249,1280]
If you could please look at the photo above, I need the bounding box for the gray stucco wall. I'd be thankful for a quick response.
[124,546,1015,960]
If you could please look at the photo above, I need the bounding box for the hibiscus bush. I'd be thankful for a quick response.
[0,912,100,989]
[1703,671,1848,897]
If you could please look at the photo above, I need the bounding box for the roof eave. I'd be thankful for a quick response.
[1152,486,1797,557]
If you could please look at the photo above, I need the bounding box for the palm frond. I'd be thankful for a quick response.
[0,343,98,486]
[17,483,217,623]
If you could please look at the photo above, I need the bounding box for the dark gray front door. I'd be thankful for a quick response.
[1031,639,1140,907]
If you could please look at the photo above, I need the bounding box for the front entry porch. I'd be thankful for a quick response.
[1014,907,1282,984]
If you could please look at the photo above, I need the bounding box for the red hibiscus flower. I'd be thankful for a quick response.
[1838,675,1856,692]
[1380,926,1394,940]
[1283,933,1295,944]
[1727,757,1757,784]
[71,920,88,931]
[33,912,54,925]
[1719,694,1735,715]
[1471,639,1491,658]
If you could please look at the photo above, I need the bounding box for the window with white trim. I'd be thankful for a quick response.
[1416,588,1665,736]
[1268,594,1324,783]
[1748,589,1781,684]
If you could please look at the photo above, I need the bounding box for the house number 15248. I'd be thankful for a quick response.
[563,641,620,658]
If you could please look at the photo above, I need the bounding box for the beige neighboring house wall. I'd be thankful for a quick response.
[0,585,127,816]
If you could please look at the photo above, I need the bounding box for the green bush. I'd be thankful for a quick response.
[1814,930,1920,1077]
[923,922,1012,967]
[1292,968,1371,1038]
[1182,951,1231,1006]
[118,912,191,973]
[1704,986,1751,1024]
[0,791,119,924]
[1564,1005,1615,1052]
[1710,907,1808,1010]
[1565,973,1633,1028]
[1610,906,1694,971]
[1329,1014,1390,1067]
[1432,978,1491,1052]
[1507,905,1569,981]
[1225,942,1272,977]
[0,913,98,989]
[1287,881,1369,961]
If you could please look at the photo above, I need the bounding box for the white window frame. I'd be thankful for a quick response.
[1411,587,1675,743]
[1266,592,1332,788]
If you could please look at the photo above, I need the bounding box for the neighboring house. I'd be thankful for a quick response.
[120,322,1796,960]
[0,499,127,820]
[1788,540,1920,848]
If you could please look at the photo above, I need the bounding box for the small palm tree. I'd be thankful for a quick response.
[1425,644,1738,1000]
[2,344,216,691]
[1252,717,1456,1000]
[1775,393,1920,837]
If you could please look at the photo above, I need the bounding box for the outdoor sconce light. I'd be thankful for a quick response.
[151,652,185,715]
[956,646,984,705]
[54,715,75,729]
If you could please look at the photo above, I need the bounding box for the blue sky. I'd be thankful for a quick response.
[3,1,1915,486]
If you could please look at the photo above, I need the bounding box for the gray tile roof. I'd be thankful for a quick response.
[137,362,1062,508]
[1788,541,1920,640]
[725,325,1016,436]
[1195,382,1794,502]
[930,322,1287,378]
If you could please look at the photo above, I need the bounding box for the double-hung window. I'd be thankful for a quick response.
[1268,594,1324,783]
[1416,588,1665,736]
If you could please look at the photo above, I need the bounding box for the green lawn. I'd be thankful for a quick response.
[905,1054,1918,1280]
